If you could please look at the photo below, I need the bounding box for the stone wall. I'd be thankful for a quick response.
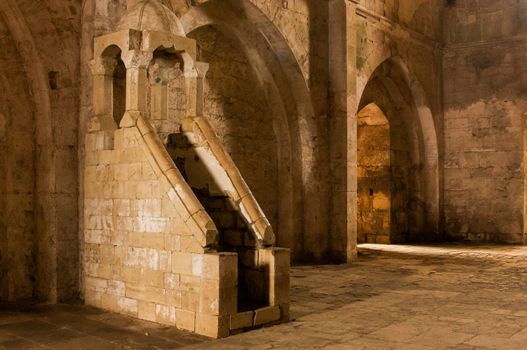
[84,125,240,337]
[443,0,527,243]
[360,0,442,40]
[356,0,443,116]
[0,15,35,301]
[357,104,391,244]
[353,0,443,242]
[187,25,279,232]
[0,0,81,302]
[81,0,331,263]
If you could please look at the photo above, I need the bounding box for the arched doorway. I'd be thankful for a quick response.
[357,57,440,243]
[357,103,392,244]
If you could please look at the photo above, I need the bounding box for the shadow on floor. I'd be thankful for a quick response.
[0,303,207,350]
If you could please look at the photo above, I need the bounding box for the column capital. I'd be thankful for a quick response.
[195,61,210,79]
[121,50,153,69]
[90,56,117,75]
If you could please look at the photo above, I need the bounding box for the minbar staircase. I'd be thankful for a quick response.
[88,6,289,336]
[166,117,282,314]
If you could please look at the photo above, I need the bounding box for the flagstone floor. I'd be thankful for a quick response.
[2,244,527,349]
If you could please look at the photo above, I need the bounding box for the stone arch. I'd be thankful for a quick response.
[0,1,52,145]
[99,45,127,127]
[179,0,319,261]
[0,0,53,302]
[357,56,440,241]
[0,0,79,302]
[147,45,189,140]
[357,41,394,101]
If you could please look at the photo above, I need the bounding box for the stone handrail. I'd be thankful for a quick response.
[135,114,219,249]
[181,116,275,247]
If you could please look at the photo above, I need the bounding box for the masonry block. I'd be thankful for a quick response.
[195,313,229,338]
[176,309,196,332]
[230,311,254,330]
[253,306,281,326]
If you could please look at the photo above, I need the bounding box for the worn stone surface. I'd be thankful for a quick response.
[187,25,279,233]
[443,0,527,244]
[5,244,527,348]
[357,103,391,244]
[0,304,206,349]
[0,0,80,303]
[182,244,527,349]
[4,0,527,342]
[83,4,290,337]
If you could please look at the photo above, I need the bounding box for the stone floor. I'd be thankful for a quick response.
[3,244,527,349]
[0,303,206,349]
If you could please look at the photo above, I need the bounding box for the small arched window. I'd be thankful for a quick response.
[101,45,126,128]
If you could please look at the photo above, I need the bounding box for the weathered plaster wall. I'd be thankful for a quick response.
[443,0,527,243]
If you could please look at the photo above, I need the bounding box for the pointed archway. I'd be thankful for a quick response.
[357,57,440,243]
[357,103,391,244]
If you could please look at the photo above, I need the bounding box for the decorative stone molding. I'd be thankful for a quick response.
[135,115,219,248]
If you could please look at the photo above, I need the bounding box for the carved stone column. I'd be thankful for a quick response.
[121,50,153,127]
[195,62,210,116]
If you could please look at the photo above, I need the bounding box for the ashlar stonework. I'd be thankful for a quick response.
[2,0,527,346]
[83,0,289,338]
